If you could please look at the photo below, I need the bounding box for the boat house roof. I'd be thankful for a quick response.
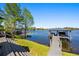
[49,28,71,32]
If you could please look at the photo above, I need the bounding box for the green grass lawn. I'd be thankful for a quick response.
[15,39,79,56]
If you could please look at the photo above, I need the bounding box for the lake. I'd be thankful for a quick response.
[27,30,79,54]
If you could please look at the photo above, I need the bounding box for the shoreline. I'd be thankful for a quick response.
[15,39,79,56]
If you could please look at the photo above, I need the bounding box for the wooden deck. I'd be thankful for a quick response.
[0,37,30,56]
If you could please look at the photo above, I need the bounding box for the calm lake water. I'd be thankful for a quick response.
[27,30,79,54]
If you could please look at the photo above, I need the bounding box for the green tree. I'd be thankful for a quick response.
[0,3,34,40]
[0,16,4,31]
[0,9,16,39]
[4,3,22,39]
[0,9,5,26]
[22,8,34,38]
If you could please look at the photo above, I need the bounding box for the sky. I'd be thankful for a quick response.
[0,3,79,28]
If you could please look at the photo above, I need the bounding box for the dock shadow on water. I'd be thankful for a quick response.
[0,42,30,56]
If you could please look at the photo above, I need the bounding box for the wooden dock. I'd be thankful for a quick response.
[48,29,71,56]
[0,37,30,56]
[48,36,62,56]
